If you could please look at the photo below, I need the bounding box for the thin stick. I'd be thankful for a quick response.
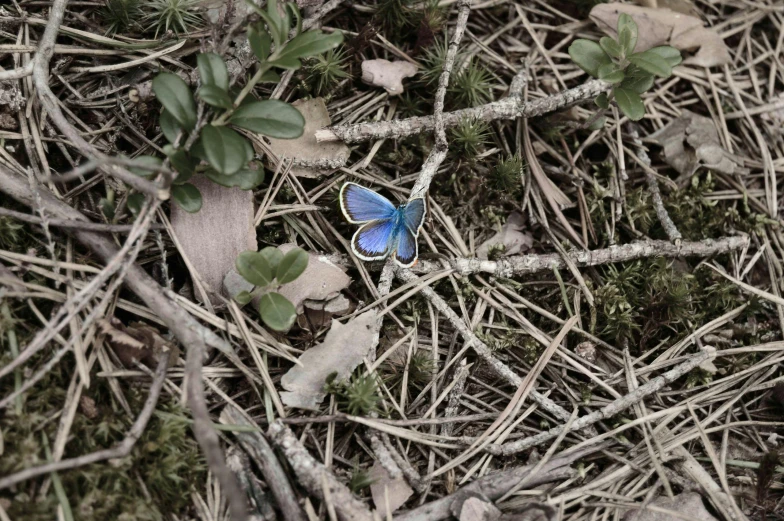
[485,347,716,456]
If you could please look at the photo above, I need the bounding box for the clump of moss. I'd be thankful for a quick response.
[303,48,350,98]
[326,371,382,416]
[0,355,205,520]
[449,118,491,159]
[490,154,525,194]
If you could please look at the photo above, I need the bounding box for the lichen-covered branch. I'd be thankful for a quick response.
[408,236,748,277]
[316,79,609,145]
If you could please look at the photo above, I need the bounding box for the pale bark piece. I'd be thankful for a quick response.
[648,109,739,177]
[590,3,731,67]
[361,59,418,96]
[458,498,502,521]
[171,175,256,303]
[369,461,414,516]
[277,244,351,312]
[621,492,718,521]
[266,98,349,178]
[476,212,533,259]
[280,310,379,410]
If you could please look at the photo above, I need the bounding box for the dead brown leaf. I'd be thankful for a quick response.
[476,212,533,259]
[277,244,351,312]
[266,98,350,178]
[280,310,379,410]
[590,3,731,67]
[635,0,699,16]
[369,461,414,516]
[98,318,178,368]
[621,492,718,520]
[647,109,739,178]
[361,59,418,96]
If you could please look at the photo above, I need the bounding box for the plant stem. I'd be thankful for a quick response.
[213,63,273,125]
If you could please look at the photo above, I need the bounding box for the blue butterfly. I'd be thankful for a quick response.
[340,182,426,268]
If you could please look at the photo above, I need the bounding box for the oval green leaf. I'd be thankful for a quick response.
[599,36,622,59]
[235,290,253,306]
[617,13,638,55]
[236,250,274,287]
[201,124,250,175]
[614,87,645,121]
[127,193,145,216]
[198,85,234,109]
[568,39,612,78]
[647,46,682,67]
[594,92,610,110]
[259,247,284,279]
[276,30,343,61]
[160,109,183,143]
[258,292,297,331]
[248,23,271,62]
[629,51,672,78]
[197,53,229,91]
[129,155,163,177]
[619,65,655,94]
[152,73,196,130]
[230,100,305,138]
[169,149,195,184]
[172,183,203,213]
[276,247,308,284]
[598,63,625,84]
[205,167,265,190]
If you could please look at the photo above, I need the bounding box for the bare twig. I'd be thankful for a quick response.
[221,407,307,521]
[0,354,169,489]
[485,347,716,456]
[268,420,375,521]
[393,443,604,521]
[628,124,682,243]
[0,206,164,232]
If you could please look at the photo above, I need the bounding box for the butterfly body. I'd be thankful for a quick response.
[340,182,425,268]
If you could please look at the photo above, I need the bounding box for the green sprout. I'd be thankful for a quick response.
[568,13,681,122]
[449,117,490,158]
[490,154,525,193]
[144,0,203,36]
[306,48,350,96]
[102,0,142,34]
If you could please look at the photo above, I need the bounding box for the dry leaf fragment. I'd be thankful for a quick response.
[590,3,731,67]
[459,498,502,521]
[98,318,178,368]
[280,310,379,410]
[266,98,349,178]
[277,244,351,312]
[621,492,718,521]
[636,0,699,16]
[647,109,739,178]
[361,59,418,95]
[369,461,414,516]
[476,212,533,259]
[171,176,256,305]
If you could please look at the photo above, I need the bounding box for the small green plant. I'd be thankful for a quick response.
[449,117,490,158]
[136,0,343,213]
[326,372,381,416]
[305,48,350,96]
[490,154,525,192]
[233,247,309,331]
[348,467,376,493]
[144,0,203,36]
[102,0,141,34]
[568,13,681,122]
[450,59,493,108]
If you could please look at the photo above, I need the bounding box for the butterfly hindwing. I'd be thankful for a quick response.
[340,182,396,224]
[352,219,396,261]
[402,198,426,235]
[394,225,418,267]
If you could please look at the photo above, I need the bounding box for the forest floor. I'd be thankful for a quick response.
[1,0,784,520]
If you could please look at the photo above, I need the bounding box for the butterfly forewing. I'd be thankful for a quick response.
[352,219,396,260]
[340,182,396,224]
[402,198,426,235]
